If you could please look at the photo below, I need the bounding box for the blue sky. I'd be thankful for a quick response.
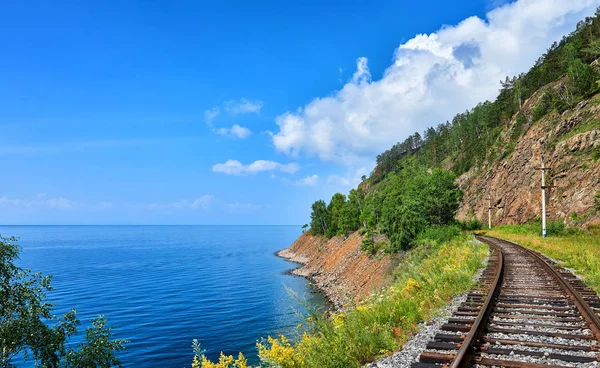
[1,0,598,225]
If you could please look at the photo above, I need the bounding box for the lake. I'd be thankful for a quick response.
[0,225,324,366]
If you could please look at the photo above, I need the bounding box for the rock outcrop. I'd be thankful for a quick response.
[457,86,600,228]
[278,231,397,310]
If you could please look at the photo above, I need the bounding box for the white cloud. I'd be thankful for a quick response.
[0,197,21,206]
[225,98,264,115]
[294,174,319,187]
[326,167,370,188]
[204,107,220,126]
[212,159,300,175]
[205,98,263,127]
[271,0,600,165]
[216,124,252,139]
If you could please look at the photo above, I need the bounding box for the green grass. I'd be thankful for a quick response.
[559,117,600,142]
[257,235,488,368]
[483,225,600,293]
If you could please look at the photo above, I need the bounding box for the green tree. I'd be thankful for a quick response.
[568,58,599,96]
[326,193,346,237]
[65,317,126,368]
[310,200,330,235]
[337,200,361,235]
[0,235,126,368]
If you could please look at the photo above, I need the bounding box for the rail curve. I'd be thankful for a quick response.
[412,235,600,368]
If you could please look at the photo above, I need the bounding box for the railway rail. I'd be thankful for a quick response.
[411,236,600,368]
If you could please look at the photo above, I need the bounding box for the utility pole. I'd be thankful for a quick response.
[487,194,492,230]
[540,155,547,238]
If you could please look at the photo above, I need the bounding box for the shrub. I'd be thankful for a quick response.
[413,225,462,246]
[256,235,487,368]
[546,220,566,236]
[568,58,599,97]
[533,92,553,121]
[458,218,483,231]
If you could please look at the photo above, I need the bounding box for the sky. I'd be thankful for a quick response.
[1,0,599,225]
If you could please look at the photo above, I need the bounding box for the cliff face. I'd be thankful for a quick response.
[278,231,396,310]
[457,85,600,228]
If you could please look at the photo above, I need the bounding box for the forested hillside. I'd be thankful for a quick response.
[309,8,600,251]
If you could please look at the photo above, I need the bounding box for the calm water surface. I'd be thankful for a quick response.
[0,225,324,367]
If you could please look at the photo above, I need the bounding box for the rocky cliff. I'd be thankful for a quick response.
[278,231,397,310]
[457,82,600,228]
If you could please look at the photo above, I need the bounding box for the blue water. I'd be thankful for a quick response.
[0,225,324,367]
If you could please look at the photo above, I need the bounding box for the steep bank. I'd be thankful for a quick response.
[278,231,397,310]
[456,85,600,228]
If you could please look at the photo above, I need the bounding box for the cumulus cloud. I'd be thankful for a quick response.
[216,124,252,139]
[212,159,300,175]
[294,174,319,187]
[271,0,600,164]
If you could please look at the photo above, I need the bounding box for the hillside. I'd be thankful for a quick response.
[456,82,600,227]
[308,11,600,244]
[278,231,397,309]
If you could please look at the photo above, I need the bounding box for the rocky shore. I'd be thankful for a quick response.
[277,231,398,310]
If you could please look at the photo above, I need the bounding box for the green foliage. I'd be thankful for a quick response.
[489,219,579,237]
[532,91,553,121]
[309,190,367,239]
[257,235,488,368]
[326,193,346,237]
[309,200,330,235]
[595,192,600,211]
[306,10,600,255]
[378,168,461,251]
[547,220,567,236]
[0,235,126,368]
[413,225,462,246]
[338,190,362,235]
[371,11,600,180]
[559,117,600,141]
[66,316,126,368]
[458,218,483,231]
[308,167,461,253]
[567,58,599,96]
[485,227,600,293]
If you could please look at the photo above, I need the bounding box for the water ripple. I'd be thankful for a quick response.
[1,225,325,367]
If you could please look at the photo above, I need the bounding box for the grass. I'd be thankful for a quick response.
[482,224,600,294]
[559,117,600,142]
[255,234,487,368]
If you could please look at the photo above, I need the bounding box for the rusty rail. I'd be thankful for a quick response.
[413,235,600,368]
[515,240,600,339]
[449,238,503,368]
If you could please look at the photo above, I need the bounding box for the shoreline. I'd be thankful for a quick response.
[275,231,395,311]
[276,248,338,311]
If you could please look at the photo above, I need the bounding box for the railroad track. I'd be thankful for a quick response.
[412,236,600,368]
